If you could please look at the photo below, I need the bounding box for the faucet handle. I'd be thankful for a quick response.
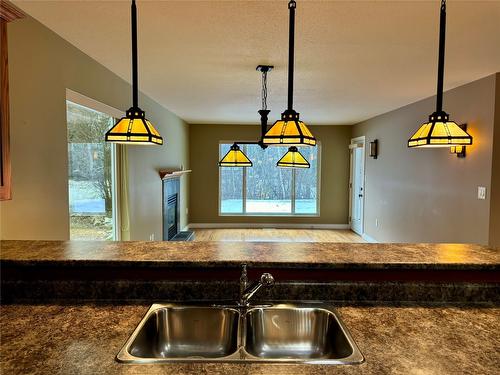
[260,273,275,287]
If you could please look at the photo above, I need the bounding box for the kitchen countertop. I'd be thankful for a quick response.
[1,303,498,375]
[1,240,499,269]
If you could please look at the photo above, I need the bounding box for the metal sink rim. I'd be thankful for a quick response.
[116,302,364,365]
[116,303,242,363]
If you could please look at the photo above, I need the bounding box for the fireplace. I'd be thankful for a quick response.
[162,177,180,240]
[161,170,194,241]
[166,193,178,240]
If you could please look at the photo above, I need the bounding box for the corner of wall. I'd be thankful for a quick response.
[351,74,497,245]
[488,72,500,249]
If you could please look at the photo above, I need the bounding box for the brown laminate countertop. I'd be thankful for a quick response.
[1,240,499,270]
[1,303,498,375]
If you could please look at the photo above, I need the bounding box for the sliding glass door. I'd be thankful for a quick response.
[66,101,118,240]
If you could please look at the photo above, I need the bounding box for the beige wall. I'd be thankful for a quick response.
[489,73,500,248]
[352,74,497,244]
[189,124,351,225]
[0,17,189,240]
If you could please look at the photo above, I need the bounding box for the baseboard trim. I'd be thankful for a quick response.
[362,233,378,243]
[187,223,350,230]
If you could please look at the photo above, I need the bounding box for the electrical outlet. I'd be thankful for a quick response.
[477,186,487,200]
[375,219,379,228]
[149,233,155,241]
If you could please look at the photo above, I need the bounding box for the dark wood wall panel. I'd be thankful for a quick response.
[0,18,11,200]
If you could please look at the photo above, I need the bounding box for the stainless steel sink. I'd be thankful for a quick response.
[117,302,364,365]
[117,305,241,362]
[245,305,361,364]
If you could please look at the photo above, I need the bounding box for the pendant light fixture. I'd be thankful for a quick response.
[408,0,471,149]
[218,65,273,168]
[262,0,316,147]
[277,146,310,168]
[105,0,163,145]
[219,143,252,167]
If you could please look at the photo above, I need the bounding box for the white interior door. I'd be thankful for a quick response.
[349,137,365,235]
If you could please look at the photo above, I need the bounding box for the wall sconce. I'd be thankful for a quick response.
[450,145,466,158]
[450,124,467,158]
[369,139,378,159]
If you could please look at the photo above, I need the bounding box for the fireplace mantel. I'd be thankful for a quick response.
[158,169,191,180]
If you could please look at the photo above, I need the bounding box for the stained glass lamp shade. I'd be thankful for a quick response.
[277,146,310,168]
[264,110,316,146]
[219,144,252,167]
[408,112,472,148]
[105,108,163,145]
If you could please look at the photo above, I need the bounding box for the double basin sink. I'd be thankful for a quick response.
[117,302,364,365]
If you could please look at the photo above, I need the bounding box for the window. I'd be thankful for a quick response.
[67,100,118,240]
[219,143,320,215]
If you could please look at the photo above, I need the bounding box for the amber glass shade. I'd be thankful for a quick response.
[105,107,163,145]
[408,112,472,148]
[262,110,316,146]
[277,146,310,168]
[219,144,252,167]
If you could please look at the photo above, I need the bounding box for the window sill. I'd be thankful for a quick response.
[218,213,320,217]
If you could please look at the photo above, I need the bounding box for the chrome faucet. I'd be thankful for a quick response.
[239,264,275,306]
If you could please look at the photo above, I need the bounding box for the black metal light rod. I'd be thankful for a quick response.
[131,0,139,108]
[259,110,270,136]
[234,141,262,145]
[435,0,446,113]
[258,109,270,148]
[287,0,296,111]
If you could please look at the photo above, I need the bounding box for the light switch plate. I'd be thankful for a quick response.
[478,186,487,200]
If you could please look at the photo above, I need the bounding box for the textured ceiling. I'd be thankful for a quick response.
[13,0,500,125]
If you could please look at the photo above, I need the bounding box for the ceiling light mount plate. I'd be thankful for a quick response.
[256,65,274,73]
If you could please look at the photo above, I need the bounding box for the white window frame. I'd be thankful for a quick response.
[66,89,124,240]
[218,141,321,217]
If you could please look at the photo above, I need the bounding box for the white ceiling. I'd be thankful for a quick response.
[13,0,500,125]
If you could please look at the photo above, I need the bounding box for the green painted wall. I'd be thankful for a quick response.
[189,124,351,225]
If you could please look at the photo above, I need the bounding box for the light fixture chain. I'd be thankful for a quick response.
[262,69,268,110]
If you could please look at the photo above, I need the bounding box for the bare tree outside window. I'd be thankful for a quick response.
[219,143,319,215]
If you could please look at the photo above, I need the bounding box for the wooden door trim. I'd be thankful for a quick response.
[0,1,25,200]
[0,18,11,200]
